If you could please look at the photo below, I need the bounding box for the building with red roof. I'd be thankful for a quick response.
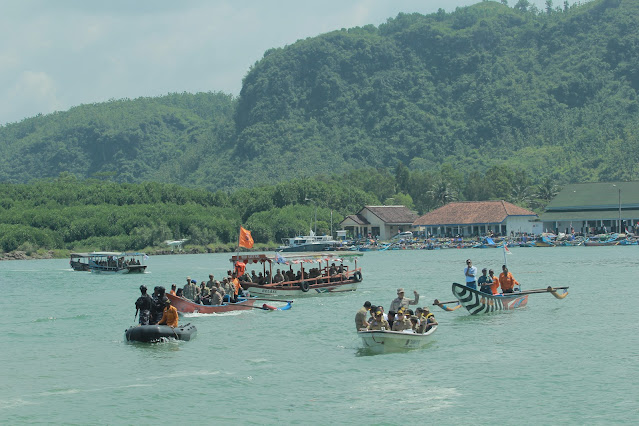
[413,201,539,237]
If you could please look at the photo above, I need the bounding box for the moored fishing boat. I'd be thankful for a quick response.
[277,231,341,252]
[124,323,197,342]
[234,252,363,298]
[166,293,292,314]
[358,326,437,354]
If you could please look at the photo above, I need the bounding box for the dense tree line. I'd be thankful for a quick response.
[0,166,558,253]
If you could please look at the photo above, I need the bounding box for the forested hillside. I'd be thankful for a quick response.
[1,0,639,193]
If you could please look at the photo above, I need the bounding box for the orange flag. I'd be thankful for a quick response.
[239,226,254,249]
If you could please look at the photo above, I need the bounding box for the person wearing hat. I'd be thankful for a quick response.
[183,278,197,301]
[134,285,154,325]
[391,308,411,332]
[464,259,478,289]
[389,288,419,313]
[206,274,215,289]
[366,309,390,331]
[478,268,493,294]
[417,307,438,333]
[211,286,223,305]
[157,299,179,328]
[355,301,372,331]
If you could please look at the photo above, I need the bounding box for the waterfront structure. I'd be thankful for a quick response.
[412,200,539,237]
[540,182,639,234]
[339,205,418,240]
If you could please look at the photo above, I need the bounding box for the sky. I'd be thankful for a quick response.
[0,0,557,126]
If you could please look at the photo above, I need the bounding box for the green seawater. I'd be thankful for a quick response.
[1,247,637,424]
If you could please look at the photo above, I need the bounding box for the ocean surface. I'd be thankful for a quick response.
[1,247,637,425]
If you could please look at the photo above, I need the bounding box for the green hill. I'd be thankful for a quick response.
[1,0,639,191]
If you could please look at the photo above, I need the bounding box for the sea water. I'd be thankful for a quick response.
[0,247,637,424]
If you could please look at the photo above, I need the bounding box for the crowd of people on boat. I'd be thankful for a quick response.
[355,288,438,334]
[463,259,520,294]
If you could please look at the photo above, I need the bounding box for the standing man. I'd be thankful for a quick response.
[488,269,500,295]
[355,301,371,331]
[499,265,519,293]
[464,259,478,289]
[206,274,215,289]
[390,288,420,312]
[134,285,154,325]
[477,268,493,294]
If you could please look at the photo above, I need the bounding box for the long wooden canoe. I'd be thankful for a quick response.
[451,282,529,315]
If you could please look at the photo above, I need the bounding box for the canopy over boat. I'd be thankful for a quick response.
[232,252,363,298]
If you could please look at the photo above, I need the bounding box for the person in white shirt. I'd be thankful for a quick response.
[464,259,478,290]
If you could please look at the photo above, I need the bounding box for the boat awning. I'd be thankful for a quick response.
[231,252,362,265]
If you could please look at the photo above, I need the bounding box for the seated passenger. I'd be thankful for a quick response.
[273,269,284,283]
[391,309,411,332]
[211,287,223,305]
[250,271,258,283]
[410,316,419,332]
[417,308,438,333]
[367,310,390,331]
[157,299,178,328]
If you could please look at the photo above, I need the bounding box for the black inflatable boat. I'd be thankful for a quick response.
[125,323,197,342]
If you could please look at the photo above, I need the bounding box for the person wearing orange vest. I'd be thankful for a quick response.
[231,273,241,303]
[499,265,519,294]
[157,299,178,328]
[488,269,500,295]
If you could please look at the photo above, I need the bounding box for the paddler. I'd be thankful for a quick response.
[499,265,520,294]
[157,299,178,328]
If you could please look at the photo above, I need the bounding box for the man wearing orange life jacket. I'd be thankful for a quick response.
[488,269,500,295]
[499,265,519,294]
[157,299,179,328]
[231,272,241,303]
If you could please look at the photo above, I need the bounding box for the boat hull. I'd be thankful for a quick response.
[167,293,256,314]
[243,280,360,298]
[358,326,437,353]
[124,323,197,342]
[452,282,528,315]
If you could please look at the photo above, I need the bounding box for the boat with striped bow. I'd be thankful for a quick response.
[435,283,569,315]
[233,252,363,298]
[358,326,438,354]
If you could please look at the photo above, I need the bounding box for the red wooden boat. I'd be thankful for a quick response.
[167,293,257,314]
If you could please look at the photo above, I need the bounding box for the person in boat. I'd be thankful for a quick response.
[390,288,420,312]
[256,272,265,285]
[151,286,167,324]
[231,273,241,303]
[214,280,225,298]
[391,308,411,332]
[169,284,177,296]
[478,268,493,294]
[183,278,196,301]
[367,310,390,331]
[206,274,215,289]
[387,310,396,329]
[410,316,419,332]
[200,282,210,299]
[157,299,178,328]
[273,269,284,283]
[235,260,246,278]
[417,307,438,333]
[176,287,184,298]
[488,269,500,295]
[211,287,223,305]
[464,259,478,289]
[135,285,154,325]
[355,301,371,331]
[250,270,258,283]
[499,265,520,294]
